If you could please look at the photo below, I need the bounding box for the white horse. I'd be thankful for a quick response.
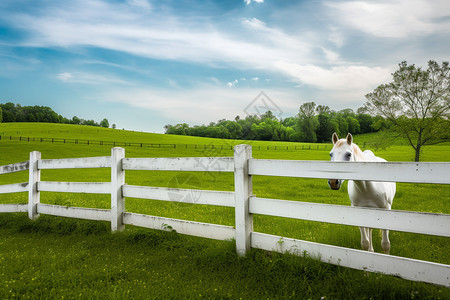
[328,132,396,254]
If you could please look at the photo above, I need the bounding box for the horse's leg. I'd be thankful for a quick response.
[359,227,371,251]
[368,228,374,252]
[381,229,390,254]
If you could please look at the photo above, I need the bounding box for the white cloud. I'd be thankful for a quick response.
[127,0,152,10]
[57,72,73,82]
[244,0,264,5]
[101,85,299,124]
[275,61,391,92]
[56,71,131,85]
[326,0,450,38]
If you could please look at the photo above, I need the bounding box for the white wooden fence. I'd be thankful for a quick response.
[0,146,449,287]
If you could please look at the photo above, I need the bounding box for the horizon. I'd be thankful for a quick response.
[1,0,449,133]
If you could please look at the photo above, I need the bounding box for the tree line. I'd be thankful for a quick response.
[0,102,113,128]
[164,104,390,143]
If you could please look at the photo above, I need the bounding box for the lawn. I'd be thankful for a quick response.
[1,123,449,298]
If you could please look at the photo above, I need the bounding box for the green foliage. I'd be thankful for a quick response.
[165,103,381,143]
[0,102,113,129]
[364,60,450,161]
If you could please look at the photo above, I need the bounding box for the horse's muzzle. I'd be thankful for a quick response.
[328,179,341,190]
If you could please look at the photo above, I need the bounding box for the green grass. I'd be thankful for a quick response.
[1,123,449,298]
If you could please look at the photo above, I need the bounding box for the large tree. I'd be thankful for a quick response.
[364,60,449,161]
[298,102,319,142]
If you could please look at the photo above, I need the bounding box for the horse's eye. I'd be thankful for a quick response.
[347,152,352,158]
[330,153,333,157]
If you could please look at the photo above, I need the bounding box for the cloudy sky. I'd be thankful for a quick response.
[0,0,449,132]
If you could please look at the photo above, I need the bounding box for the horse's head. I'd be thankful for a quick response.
[328,132,354,190]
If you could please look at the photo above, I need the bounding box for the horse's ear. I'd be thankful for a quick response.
[332,132,339,145]
[346,133,353,145]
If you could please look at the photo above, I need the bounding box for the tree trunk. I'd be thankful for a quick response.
[415,144,421,162]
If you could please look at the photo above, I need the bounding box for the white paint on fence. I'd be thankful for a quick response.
[234,144,253,257]
[0,161,29,174]
[251,232,450,287]
[250,197,450,237]
[111,147,125,231]
[249,159,450,184]
[122,157,234,172]
[38,181,111,194]
[122,185,235,207]
[0,203,28,213]
[38,156,111,169]
[28,151,40,220]
[123,212,235,241]
[0,182,28,194]
[37,203,110,221]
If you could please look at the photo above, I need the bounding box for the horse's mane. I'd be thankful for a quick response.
[351,143,365,161]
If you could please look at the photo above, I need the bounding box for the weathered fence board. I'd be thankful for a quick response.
[122,157,234,172]
[0,203,28,213]
[122,185,235,207]
[250,197,450,237]
[249,159,450,184]
[123,212,235,241]
[37,204,110,221]
[37,181,111,194]
[0,161,29,174]
[38,156,111,169]
[0,182,28,194]
[251,232,450,287]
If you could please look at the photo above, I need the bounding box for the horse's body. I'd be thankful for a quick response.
[328,133,396,254]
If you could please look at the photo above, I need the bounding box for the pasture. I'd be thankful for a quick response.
[1,123,449,299]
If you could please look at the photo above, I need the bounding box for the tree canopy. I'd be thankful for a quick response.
[364,60,449,161]
[0,102,111,129]
[165,103,380,143]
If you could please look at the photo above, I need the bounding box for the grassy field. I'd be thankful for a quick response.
[1,123,449,299]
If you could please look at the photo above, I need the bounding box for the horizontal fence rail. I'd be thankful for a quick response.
[249,159,450,184]
[0,161,30,174]
[250,197,450,237]
[123,212,235,241]
[38,182,111,194]
[37,204,111,221]
[0,146,449,287]
[0,182,29,194]
[123,185,235,207]
[251,232,450,287]
[39,156,111,169]
[123,157,234,172]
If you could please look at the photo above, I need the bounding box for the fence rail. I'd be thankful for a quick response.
[0,146,449,287]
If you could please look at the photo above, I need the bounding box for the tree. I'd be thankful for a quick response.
[298,102,319,142]
[100,118,109,128]
[364,60,450,161]
[0,107,2,123]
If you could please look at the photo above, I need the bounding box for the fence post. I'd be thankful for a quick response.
[234,144,253,256]
[111,147,125,232]
[28,151,41,220]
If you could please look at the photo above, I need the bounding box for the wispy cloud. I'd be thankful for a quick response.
[326,0,450,38]
[56,71,131,85]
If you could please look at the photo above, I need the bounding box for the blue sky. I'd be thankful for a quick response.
[0,0,449,132]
